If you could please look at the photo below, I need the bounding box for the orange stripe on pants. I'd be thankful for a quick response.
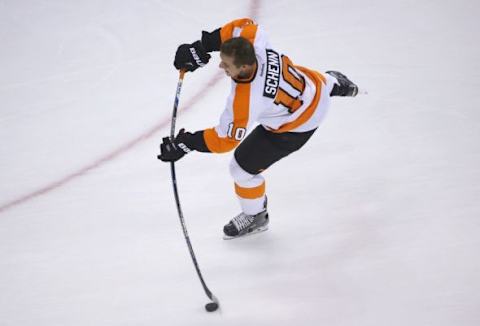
[235,182,265,199]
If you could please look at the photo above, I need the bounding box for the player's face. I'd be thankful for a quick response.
[219,53,244,78]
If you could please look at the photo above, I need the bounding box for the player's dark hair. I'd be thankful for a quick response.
[220,37,256,67]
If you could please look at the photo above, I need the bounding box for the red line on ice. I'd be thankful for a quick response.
[0,72,223,214]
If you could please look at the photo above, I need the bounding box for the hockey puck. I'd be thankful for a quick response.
[205,302,219,312]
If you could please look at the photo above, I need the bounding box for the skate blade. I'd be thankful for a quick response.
[223,225,269,240]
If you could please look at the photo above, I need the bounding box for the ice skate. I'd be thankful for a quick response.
[223,210,269,240]
[326,71,359,97]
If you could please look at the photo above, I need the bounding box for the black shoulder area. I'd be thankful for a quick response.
[201,28,221,52]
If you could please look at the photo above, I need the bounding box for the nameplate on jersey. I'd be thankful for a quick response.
[263,49,281,99]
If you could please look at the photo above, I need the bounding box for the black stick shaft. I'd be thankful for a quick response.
[169,70,218,305]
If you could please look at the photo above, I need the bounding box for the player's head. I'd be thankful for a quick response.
[219,37,256,79]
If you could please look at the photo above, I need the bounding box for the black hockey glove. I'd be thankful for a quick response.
[173,41,211,72]
[157,129,195,162]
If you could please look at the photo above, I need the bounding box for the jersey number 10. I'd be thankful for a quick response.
[274,55,306,114]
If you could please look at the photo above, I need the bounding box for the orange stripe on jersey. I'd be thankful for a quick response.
[271,67,326,133]
[232,82,251,129]
[203,128,238,153]
[239,23,258,44]
[220,18,256,43]
[235,182,265,199]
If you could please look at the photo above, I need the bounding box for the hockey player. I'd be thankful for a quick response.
[158,18,358,239]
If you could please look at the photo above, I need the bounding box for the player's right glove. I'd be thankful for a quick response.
[174,41,211,72]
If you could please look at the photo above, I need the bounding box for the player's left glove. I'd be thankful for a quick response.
[174,41,211,72]
[157,129,195,162]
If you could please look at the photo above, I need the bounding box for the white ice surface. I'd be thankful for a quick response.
[1,0,479,325]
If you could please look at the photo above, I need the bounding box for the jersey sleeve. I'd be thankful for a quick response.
[201,18,258,52]
[199,18,263,153]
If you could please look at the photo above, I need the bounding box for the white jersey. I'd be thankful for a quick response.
[203,18,335,153]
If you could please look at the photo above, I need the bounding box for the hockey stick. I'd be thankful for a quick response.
[169,70,220,312]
